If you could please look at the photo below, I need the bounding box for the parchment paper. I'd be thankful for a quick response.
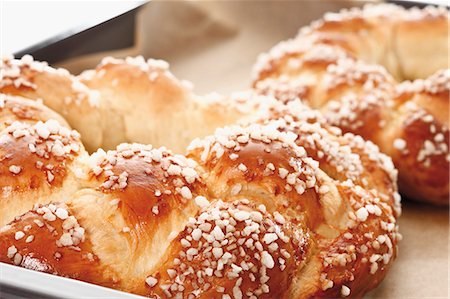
[57,1,449,298]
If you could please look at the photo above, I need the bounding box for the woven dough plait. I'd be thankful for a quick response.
[252,3,449,205]
[0,93,401,298]
[0,56,401,298]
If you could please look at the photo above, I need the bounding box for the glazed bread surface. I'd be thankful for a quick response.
[0,93,401,298]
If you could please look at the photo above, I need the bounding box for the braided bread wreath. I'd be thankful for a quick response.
[252,4,449,205]
[0,92,400,298]
[0,4,416,299]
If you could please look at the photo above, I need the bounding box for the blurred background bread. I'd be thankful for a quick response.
[252,4,449,205]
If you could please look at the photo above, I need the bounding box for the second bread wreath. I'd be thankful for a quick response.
[252,4,449,205]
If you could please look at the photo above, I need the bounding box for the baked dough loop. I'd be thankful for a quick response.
[1,55,260,154]
[252,4,449,205]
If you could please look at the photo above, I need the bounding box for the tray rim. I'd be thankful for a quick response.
[0,262,145,299]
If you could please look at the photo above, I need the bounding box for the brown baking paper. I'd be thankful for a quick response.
[57,1,449,298]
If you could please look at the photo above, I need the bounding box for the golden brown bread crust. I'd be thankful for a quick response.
[0,95,88,227]
[248,101,401,216]
[1,142,208,293]
[0,94,69,130]
[78,56,193,150]
[144,199,308,298]
[0,98,401,298]
[252,4,449,205]
[184,121,400,298]
[387,75,449,205]
[78,57,268,153]
[394,8,449,80]
[0,203,116,288]
[0,55,103,152]
[77,144,207,292]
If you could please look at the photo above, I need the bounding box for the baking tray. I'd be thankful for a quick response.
[3,1,449,298]
[9,1,147,64]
